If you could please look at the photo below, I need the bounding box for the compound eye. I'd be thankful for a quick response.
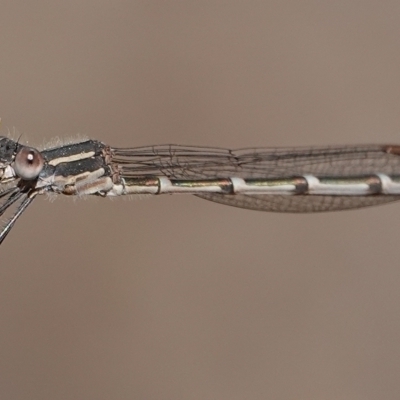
[13,146,45,180]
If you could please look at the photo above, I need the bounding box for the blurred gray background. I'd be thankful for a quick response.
[1,1,400,399]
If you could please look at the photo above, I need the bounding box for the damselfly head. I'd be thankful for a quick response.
[0,137,45,182]
[12,146,45,180]
[0,137,18,165]
[0,137,18,183]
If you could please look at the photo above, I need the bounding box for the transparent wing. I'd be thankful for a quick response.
[112,144,400,213]
[195,193,399,213]
[112,144,400,178]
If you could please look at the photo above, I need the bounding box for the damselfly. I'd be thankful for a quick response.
[1,136,400,244]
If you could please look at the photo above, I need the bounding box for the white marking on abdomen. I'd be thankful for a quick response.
[376,174,400,194]
[304,175,371,195]
[230,177,297,194]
